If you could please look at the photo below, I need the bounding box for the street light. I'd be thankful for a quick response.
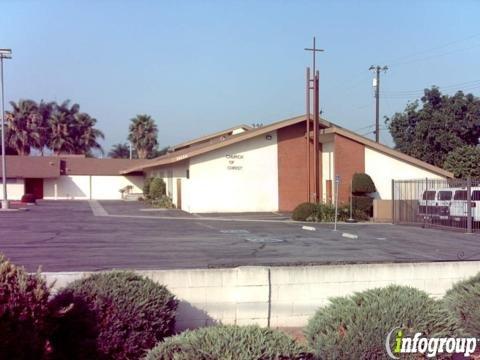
[0,49,12,210]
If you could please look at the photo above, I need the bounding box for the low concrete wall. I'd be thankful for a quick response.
[44,261,480,331]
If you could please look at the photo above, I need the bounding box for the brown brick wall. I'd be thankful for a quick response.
[334,134,365,204]
[277,122,321,211]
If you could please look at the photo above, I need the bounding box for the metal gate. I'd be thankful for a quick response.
[392,177,480,233]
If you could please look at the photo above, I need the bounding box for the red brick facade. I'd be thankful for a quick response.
[333,134,365,204]
[277,122,321,211]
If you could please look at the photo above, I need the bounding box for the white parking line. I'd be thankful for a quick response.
[88,200,108,216]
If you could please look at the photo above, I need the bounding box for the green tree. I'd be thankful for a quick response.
[71,112,104,155]
[444,145,480,178]
[47,100,104,155]
[386,87,480,167]
[108,143,131,158]
[128,114,158,159]
[5,99,41,155]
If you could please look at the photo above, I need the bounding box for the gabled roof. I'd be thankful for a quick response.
[322,126,454,178]
[120,114,452,178]
[122,115,331,173]
[172,124,253,151]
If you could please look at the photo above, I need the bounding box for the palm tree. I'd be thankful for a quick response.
[34,100,55,155]
[47,100,104,155]
[72,112,104,155]
[108,143,131,158]
[48,111,74,155]
[5,99,41,155]
[128,114,158,159]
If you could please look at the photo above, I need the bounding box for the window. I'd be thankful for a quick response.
[437,191,452,201]
[422,191,436,200]
[454,190,467,200]
[473,191,480,201]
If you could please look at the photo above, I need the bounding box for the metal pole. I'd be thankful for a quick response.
[467,176,472,234]
[375,67,380,143]
[391,179,395,224]
[306,67,311,202]
[334,177,339,231]
[313,71,320,203]
[129,142,133,160]
[0,56,8,209]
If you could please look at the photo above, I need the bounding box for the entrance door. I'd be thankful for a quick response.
[25,178,44,199]
[176,179,182,210]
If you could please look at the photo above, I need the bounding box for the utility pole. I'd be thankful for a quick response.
[0,49,11,210]
[369,65,388,143]
[305,37,324,203]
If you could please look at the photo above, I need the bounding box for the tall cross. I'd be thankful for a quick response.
[304,37,324,76]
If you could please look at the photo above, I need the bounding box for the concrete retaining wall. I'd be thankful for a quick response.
[44,261,480,331]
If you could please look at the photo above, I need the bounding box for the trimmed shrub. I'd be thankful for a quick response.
[144,325,314,360]
[352,195,373,216]
[151,195,175,209]
[305,285,459,359]
[292,202,317,221]
[21,193,36,204]
[49,271,178,360]
[292,203,317,221]
[149,177,167,200]
[0,254,50,359]
[352,173,376,194]
[143,177,153,199]
[444,272,480,336]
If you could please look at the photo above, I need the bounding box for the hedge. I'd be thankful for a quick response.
[444,272,480,337]
[0,254,50,360]
[292,202,317,221]
[144,325,314,360]
[49,271,178,360]
[305,285,459,359]
[149,178,167,200]
[352,173,376,194]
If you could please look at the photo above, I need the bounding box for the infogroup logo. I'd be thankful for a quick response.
[385,327,477,359]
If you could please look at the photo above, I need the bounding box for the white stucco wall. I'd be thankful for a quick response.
[44,261,480,330]
[0,179,25,200]
[91,176,143,200]
[44,175,143,200]
[321,141,334,202]
[365,147,444,199]
[182,132,279,213]
[44,176,90,199]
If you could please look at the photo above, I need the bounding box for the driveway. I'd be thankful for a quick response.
[0,201,479,272]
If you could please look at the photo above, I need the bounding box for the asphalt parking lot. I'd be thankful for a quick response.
[0,201,479,272]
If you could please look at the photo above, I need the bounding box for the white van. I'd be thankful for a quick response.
[450,187,480,223]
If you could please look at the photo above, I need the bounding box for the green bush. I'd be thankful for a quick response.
[444,272,480,336]
[149,177,167,200]
[292,202,317,221]
[0,254,50,359]
[49,271,178,360]
[305,285,459,360]
[315,203,351,222]
[144,325,314,360]
[352,195,373,216]
[352,173,376,194]
[151,195,175,209]
[143,177,153,199]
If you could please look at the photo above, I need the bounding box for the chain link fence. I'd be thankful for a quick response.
[392,177,480,233]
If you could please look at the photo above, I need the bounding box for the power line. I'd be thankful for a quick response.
[382,33,480,66]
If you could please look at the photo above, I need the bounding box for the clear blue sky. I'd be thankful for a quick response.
[1,0,480,152]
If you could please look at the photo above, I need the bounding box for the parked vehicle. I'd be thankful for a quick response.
[450,187,480,224]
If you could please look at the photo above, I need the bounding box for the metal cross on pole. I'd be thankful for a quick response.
[304,37,324,77]
[305,37,324,203]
